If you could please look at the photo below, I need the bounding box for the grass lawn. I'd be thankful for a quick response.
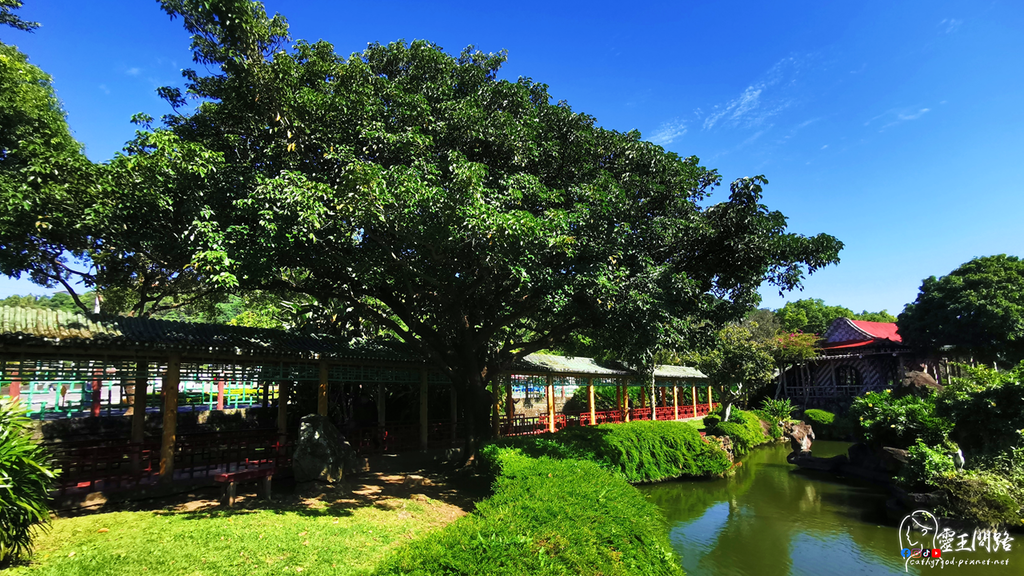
[9,474,471,576]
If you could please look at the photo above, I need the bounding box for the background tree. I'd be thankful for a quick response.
[898,254,1024,367]
[776,298,895,335]
[688,324,775,421]
[0,0,38,34]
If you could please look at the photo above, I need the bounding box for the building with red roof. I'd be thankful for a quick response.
[782,317,914,409]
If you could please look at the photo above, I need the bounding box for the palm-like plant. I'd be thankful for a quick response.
[0,399,56,565]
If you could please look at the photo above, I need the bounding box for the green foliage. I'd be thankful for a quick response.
[702,414,722,429]
[488,420,731,483]
[708,409,770,456]
[775,298,896,335]
[937,362,1024,456]
[0,42,95,295]
[898,254,1024,367]
[802,408,853,440]
[0,0,38,33]
[0,399,56,564]
[759,398,796,423]
[898,440,956,491]
[689,324,776,420]
[850,391,951,448]
[379,448,683,575]
[934,470,1024,527]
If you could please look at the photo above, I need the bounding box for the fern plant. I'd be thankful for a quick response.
[0,399,56,565]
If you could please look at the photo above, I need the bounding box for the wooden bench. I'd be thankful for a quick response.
[214,467,274,507]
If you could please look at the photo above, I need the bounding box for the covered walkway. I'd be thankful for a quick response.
[0,306,716,498]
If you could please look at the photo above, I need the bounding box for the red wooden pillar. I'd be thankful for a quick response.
[91,368,102,417]
[9,361,21,403]
[216,376,225,410]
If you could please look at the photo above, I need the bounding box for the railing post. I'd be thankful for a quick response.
[587,377,595,426]
[419,368,428,451]
[317,360,329,416]
[160,353,181,482]
[546,374,556,433]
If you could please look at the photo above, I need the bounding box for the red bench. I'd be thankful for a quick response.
[214,467,274,507]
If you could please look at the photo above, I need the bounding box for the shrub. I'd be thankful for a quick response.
[377,448,684,575]
[849,391,951,448]
[898,440,956,491]
[802,408,853,440]
[489,420,731,482]
[759,398,796,423]
[702,414,721,428]
[708,409,770,457]
[934,470,1024,527]
[938,362,1024,456]
[0,400,56,565]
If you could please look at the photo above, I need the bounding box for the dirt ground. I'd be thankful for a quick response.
[57,467,489,522]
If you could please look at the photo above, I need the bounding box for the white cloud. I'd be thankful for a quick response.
[700,56,801,131]
[126,67,141,76]
[98,84,110,95]
[649,119,687,146]
[880,108,931,130]
[938,18,962,34]
[821,144,828,150]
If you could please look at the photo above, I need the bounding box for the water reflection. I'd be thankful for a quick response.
[639,441,1020,575]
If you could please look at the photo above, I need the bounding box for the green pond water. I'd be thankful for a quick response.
[639,441,1021,575]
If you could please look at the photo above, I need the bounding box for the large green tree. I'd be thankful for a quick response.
[0,39,95,308]
[898,254,1024,367]
[96,0,844,451]
[776,298,895,335]
[689,324,776,421]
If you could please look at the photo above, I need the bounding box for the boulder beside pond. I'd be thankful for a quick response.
[292,414,355,484]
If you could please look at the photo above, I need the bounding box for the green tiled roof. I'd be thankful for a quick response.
[518,353,630,376]
[653,365,707,379]
[0,306,415,361]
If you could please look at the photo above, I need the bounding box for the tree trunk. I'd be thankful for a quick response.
[722,401,733,422]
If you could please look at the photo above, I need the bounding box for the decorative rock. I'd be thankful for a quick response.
[894,371,942,398]
[788,422,815,454]
[292,414,355,484]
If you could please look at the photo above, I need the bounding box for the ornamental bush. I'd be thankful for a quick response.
[488,420,731,482]
[759,398,796,423]
[708,409,770,456]
[0,400,56,565]
[377,447,684,575]
[849,391,951,448]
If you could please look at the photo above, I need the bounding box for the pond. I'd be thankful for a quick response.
[639,441,1021,575]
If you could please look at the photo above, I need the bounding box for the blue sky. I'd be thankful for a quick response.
[2,1,1022,316]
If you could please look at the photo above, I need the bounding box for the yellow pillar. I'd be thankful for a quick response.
[159,353,181,482]
[673,382,679,420]
[546,374,556,433]
[419,368,428,451]
[691,385,697,418]
[623,380,630,422]
[317,360,329,416]
[587,377,596,425]
[707,385,713,413]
